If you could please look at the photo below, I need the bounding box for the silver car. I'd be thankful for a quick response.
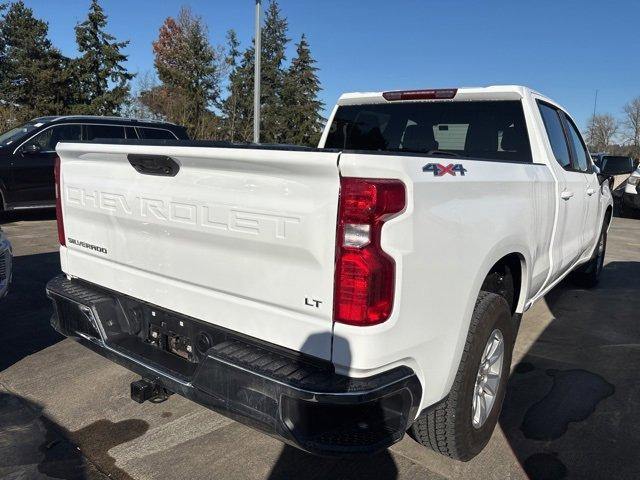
[0,227,12,298]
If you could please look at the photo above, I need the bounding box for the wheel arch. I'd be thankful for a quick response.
[481,252,528,315]
[604,205,613,231]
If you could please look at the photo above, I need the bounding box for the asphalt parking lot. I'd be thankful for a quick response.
[1,209,639,480]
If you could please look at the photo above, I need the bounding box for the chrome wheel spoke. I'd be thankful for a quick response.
[483,373,499,396]
[487,340,504,367]
[472,329,504,429]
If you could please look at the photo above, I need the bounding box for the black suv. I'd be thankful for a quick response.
[0,116,188,211]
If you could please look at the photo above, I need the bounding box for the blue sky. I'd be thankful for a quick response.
[23,0,640,130]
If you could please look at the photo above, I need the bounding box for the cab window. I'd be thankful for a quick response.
[84,124,126,141]
[325,101,532,163]
[27,124,81,151]
[562,114,591,172]
[538,103,572,169]
[138,128,176,140]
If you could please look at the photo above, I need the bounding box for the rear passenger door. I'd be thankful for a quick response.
[538,102,589,280]
[561,114,601,256]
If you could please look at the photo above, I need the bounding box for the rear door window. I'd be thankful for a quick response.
[324,100,532,162]
[138,128,177,140]
[84,124,126,141]
[538,103,572,169]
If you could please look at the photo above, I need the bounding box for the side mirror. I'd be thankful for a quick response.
[20,144,41,155]
[601,156,635,176]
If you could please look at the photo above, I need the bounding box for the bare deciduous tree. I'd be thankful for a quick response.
[622,97,640,157]
[585,113,619,152]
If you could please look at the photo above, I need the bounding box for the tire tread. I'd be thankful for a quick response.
[410,291,509,461]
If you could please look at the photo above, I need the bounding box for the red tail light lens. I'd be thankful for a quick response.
[334,178,406,326]
[54,156,65,246]
[382,88,457,101]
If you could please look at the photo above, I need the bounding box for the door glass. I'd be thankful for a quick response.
[538,104,571,169]
[125,127,138,139]
[138,128,176,140]
[85,124,126,141]
[27,125,81,151]
[325,101,532,163]
[563,116,590,172]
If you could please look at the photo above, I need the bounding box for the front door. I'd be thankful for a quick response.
[561,113,602,255]
[10,124,81,205]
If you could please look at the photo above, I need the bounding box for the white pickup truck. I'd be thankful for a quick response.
[47,86,631,460]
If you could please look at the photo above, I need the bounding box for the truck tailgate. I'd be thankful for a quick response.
[56,142,341,360]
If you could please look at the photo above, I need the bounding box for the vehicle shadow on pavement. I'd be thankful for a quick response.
[500,261,640,480]
[267,446,399,480]
[0,391,103,479]
[0,390,149,479]
[0,251,62,370]
[0,208,57,225]
[267,334,401,480]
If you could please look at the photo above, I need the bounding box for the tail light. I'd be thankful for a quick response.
[333,178,406,326]
[54,156,65,246]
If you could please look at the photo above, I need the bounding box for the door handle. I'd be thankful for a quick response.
[127,154,180,177]
[586,187,596,196]
[560,191,574,200]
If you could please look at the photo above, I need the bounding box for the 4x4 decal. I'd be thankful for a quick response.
[423,163,467,176]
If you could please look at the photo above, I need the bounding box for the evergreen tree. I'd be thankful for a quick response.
[150,7,223,138]
[0,3,6,81]
[217,1,325,145]
[220,29,243,141]
[73,0,133,115]
[260,0,289,143]
[0,1,73,120]
[221,28,260,143]
[282,34,324,146]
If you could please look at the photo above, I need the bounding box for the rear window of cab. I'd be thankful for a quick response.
[324,100,532,163]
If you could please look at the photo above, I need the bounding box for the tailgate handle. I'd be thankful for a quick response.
[127,154,180,177]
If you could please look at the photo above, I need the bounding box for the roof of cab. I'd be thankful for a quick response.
[337,85,544,106]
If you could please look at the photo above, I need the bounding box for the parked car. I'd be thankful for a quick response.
[0,116,188,212]
[622,164,640,211]
[590,154,635,192]
[0,227,12,298]
[46,86,631,461]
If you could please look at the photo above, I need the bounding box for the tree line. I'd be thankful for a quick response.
[585,98,640,159]
[0,0,324,146]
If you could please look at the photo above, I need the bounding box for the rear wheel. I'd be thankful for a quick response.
[410,292,513,461]
[572,225,607,288]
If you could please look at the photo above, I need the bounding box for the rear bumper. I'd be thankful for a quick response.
[46,275,421,456]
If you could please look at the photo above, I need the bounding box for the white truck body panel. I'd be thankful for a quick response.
[333,152,555,407]
[56,85,613,415]
[58,144,341,360]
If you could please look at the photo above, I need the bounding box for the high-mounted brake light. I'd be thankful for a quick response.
[382,88,458,101]
[54,156,65,246]
[333,178,406,326]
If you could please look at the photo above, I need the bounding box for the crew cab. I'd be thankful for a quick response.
[46,86,626,460]
[0,116,188,212]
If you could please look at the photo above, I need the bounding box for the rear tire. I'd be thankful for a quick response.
[572,224,607,288]
[410,292,513,461]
